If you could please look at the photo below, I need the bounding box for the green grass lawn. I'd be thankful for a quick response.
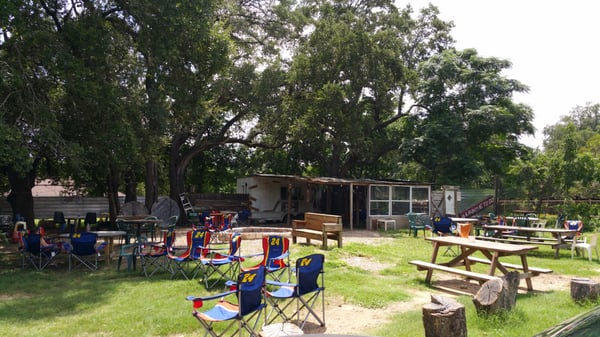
[1,231,599,336]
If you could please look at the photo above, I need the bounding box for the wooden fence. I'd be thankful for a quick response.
[0,196,117,219]
[0,193,249,220]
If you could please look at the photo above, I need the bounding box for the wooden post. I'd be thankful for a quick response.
[473,271,519,314]
[570,278,600,302]
[422,295,467,337]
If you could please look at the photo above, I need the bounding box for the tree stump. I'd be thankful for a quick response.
[473,271,519,315]
[422,295,467,337]
[570,278,600,302]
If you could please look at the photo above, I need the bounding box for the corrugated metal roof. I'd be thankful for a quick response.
[249,174,430,186]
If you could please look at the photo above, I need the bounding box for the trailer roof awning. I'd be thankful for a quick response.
[251,173,430,187]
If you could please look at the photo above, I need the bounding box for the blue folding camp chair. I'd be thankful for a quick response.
[266,253,325,330]
[140,226,176,277]
[187,266,266,337]
[564,220,583,240]
[432,216,457,256]
[65,232,106,271]
[167,229,211,279]
[20,233,61,270]
[199,232,244,289]
[243,235,290,282]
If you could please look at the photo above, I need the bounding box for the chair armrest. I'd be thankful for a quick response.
[322,222,342,232]
[266,280,294,287]
[96,242,107,253]
[186,290,236,302]
[268,251,290,263]
[242,252,265,259]
[41,243,59,251]
[292,220,306,229]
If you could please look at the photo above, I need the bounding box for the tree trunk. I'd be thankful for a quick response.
[107,166,121,227]
[145,160,159,213]
[124,167,137,203]
[6,166,37,228]
[168,142,182,214]
[169,133,191,223]
[473,271,519,314]
[570,278,600,302]
[422,295,467,337]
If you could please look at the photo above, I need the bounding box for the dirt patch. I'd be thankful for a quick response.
[300,290,432,335]
[0,230,580,336]
[309,273,573,335]
[302,232,575,335]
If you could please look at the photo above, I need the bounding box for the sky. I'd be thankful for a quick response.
[399,1,600,148]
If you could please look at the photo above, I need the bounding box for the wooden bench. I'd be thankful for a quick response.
[502,234,557,242]
[292,212,343,249]
[476,236,558,246]
[409,260,499,283]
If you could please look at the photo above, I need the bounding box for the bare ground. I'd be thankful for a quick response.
[0,229,581,336]
[297,231,574,335]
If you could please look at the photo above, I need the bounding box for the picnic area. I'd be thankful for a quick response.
[1,225,599,337]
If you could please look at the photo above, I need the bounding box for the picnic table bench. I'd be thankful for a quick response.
[481,225,580,258]
[292,212,343,249]
[409,260,499,283]
[411,236,546,291]
[466,256,552,276]
[476,235,558,246]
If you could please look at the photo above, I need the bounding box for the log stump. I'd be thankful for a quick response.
[422,295,467,337]
[570,277,600,302]
[473,271,519,315]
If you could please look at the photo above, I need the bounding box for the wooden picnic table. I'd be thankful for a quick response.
[480,225,579,258]
[410,236,551,292]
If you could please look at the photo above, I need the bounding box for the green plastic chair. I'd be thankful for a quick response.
[407,212,426,237]
[140,216,158,241]
[117,236,147,271]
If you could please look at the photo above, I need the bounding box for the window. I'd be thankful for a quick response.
[411,187,430,213]
[391,186,410,215]
[369,185,430,216]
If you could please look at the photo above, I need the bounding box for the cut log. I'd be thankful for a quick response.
[422,295,467,337]
[570,277,600,302]
[473,271,519,314]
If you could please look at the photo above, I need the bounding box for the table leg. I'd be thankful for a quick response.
[520,255,534,291]
[485,251,507,276]
[426,242,441,282]
[461,246,472,271]
[106,238,114,265]
[446,247,476,268]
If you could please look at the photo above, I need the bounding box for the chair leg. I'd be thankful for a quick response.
[117,255,133,271]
